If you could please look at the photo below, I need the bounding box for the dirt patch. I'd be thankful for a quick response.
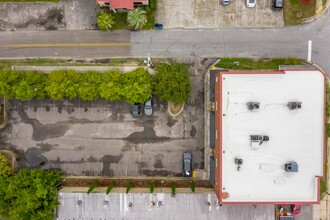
[169,102,182,114]
[300,0,314,6]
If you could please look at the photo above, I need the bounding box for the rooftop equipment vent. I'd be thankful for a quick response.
[250,135,269,148]
[285,162,298,172]
[247,102,260,111]
[234,158,243,171]
[288,102,302,110]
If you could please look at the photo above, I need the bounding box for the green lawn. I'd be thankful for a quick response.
[215,58,304,70]
[0,58,145,67]
[111,12,128,30]
[284,0,316,25]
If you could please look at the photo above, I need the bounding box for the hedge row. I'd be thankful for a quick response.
[0,68,153,104]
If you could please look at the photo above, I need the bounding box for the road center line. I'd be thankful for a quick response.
[0,43,131,47]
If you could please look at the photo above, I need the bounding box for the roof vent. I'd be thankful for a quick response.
[247,102,260,111]
[288,102,302,110]
[234,158,243,171]
[285,162,298,172]
[250,135,269,149]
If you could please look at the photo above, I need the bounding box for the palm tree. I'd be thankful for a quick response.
[127,8,147,30]
[97,12,115,31]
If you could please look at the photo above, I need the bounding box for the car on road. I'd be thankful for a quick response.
[246,0,256,7]
[131,103,142,117]
[183,152,193,177]
[272,0,283,9]
[221,0,230,5]
[144,98,153,116]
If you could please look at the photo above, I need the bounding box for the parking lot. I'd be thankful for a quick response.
[0,59,212,177]
[156,0,284,28]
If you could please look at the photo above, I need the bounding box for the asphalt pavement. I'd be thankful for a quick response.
[0,10,330,74]
[0,30,131,58]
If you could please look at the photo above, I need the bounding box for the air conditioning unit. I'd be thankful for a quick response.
[247,102,260,111]
[285,162,298,172]
[288,102,302,110]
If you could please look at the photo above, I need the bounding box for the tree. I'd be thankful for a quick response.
[0,69,22,99]
[0,153,12,177]
[0,169,61,220]
[45,70,67,100]
[121,67,153,104]
[155,63,191,103]
[77,71,101,101]
[97,12,115,31]
[12,81,36,101]
[99,70,123,101]
[127,8,147,30]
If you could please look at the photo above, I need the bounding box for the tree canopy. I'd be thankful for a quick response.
[0,169,61,220]
[154,62,191,103]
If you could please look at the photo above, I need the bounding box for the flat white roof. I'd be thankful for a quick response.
[220,70,325,203]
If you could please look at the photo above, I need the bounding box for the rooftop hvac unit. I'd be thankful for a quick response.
[285,162,298,172]
[234,158,243,171]
[247,102,260,111]
[288,101,302,110]
[250,135,270,149]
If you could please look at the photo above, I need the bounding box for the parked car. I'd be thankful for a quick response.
[272,0,283,9]
[144,98,153,116]
[246,0,256,7]
[131,103,142,117]
[183,152,192,177]
[221,0,230,5]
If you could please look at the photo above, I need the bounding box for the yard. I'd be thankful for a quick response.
[215,57,305,70]
[284,0,316,25]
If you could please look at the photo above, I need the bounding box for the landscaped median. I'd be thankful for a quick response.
[0,61,191,106]
[61,176,212,195]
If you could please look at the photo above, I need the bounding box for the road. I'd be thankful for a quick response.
[132,10,330,74]
[0,11,329,73]
[0,30,131,58]
[0,11,329,74]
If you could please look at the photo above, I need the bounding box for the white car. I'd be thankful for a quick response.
[246,0,256,7]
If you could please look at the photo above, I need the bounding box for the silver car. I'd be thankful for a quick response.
[144,99,153,116]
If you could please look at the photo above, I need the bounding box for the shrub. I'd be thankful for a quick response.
[171,182,176,196]
[0,153,12,177]
[126,182,134,194]
[155,62,191,103]
[106,181,116,195]
[87,180,100,195]
[189,180,195,193]
[149,180,155,193]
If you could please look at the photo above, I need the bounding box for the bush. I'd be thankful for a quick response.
[126,182,134,194]
[106,181,116,195]
[155,62,191,103]
[149,180,155,193]
[171,182,176,196]
[149,0,156,10]
[87,180,100,195]
[0,153,12,177]
[189,180,196,193]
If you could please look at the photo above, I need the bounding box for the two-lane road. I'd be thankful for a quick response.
[0,10,329,74]
[0,30,131,58]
